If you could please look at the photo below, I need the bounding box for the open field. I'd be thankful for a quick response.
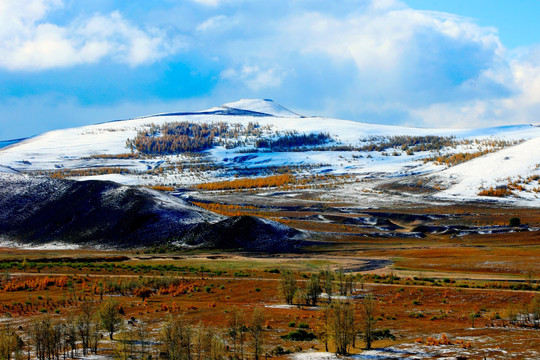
[0,251,538,359]
[1,195,539,360]
[1,171,540,359]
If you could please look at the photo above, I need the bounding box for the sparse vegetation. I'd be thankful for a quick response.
[127,121,263,154]
[478,186,514,197]
[196,174,297,191]
[0,202,538,359]
[279,270,297,305]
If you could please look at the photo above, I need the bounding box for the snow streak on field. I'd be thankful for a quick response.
[1,99,539,205]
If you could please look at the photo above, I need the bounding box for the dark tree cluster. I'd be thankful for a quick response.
[358,135,456,153]
[256,133,332,150]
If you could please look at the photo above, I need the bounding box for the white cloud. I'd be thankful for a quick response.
[205,0,540,127]
[4,0,540,130]
[0,0,181,71]
[192,0,225,6]
[196,15,229,32]
[221,65,284,91]
[412,48,540,128]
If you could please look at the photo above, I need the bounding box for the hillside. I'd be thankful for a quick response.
[0,99,539,206]
[0,173,305,250]
[435,136,540,201]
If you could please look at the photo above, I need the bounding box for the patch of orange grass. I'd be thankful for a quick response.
[478,187,513,197]
[423,334,471,348]
[148,185,176,191]
[2,276,70,292]
[196,174,296,190]
[158,280,205,297]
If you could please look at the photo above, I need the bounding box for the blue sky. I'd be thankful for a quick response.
[2,0,540,139]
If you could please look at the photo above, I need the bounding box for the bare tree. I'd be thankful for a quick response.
[321,267,334,303]
[359,294,377,350]
[65,314,78,358]
[210,332,226,360]
[77,300,95,355]
[469,311,481,328]
[195,323,226,360]
[344,275,355,296]
[278,270,297,305]
[97,281,104,301]
[249,308,265,360]
[114,326,135,360]
[0,320,23,360]
[137,321,151,358]
[337,267,346,296]
[294,287,307,308]
[227,306,246,360]
[316,305,332,352]
[99,298,123,340]
[162,315,193,360]
[357,274,365,290]
[31,317,63,360]
[89,320,101,355]
[330,301,356,355]
[195,323,208,360]
[305,275,322,306]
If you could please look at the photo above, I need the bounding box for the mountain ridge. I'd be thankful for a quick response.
[1,99,539,206]
[0,173,306,250]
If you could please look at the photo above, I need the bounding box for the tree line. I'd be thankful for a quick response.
[126,121,263,155]
[255,133,332,151]
[0,298,121,360]
[278,267,391,354]
[0,298,271,360]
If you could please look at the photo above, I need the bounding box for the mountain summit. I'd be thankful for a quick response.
[1,99,539,205]
[220,99,301,118]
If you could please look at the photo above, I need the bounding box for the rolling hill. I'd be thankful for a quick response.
[0,99,539,207]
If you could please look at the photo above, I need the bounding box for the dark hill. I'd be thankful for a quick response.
[0,174,305,250]
[182,216,305,253]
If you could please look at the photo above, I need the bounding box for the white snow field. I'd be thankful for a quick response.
[1,99,539,205]
[220,98,301,117]
[435,135,540,201]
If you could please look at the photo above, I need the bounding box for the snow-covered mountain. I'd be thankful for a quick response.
[220,98,301,117]
[1,99,539,205]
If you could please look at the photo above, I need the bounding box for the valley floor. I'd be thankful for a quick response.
[0,196,539,360]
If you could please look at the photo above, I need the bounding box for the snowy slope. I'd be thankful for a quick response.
[0,165,16,173]
[436,136,540,201]
[220,99,301,117]
[1,99,540,204]
[0,172,306,249]
[1,108,537,171]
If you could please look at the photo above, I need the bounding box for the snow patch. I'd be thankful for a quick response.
[221,99,301,117]
[292,352,339,360]
[0,239,82,250]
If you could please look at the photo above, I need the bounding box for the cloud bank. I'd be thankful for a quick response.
[2,0,540,138]
[0,0,180,70]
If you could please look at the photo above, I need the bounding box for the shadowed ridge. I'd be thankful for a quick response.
[0,174,305,250]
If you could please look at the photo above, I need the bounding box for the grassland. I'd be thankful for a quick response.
[1,194,539,359]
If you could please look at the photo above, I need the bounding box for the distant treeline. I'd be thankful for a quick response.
[196,174,296,191]
[127,121,262,155]
[358,135,456,153]
[256,132,332,150]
